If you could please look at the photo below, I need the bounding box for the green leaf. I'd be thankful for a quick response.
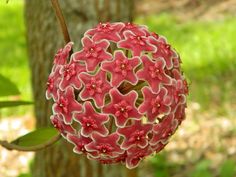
[11,128,58,147]
[0,101,33,108]
[18,173,31,177]
[219,160,236,177]
[191,160,212,177]
[0,74,20,97]
[155,169,170,177]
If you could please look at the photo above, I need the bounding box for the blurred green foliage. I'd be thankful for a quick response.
[190,160,212,177]
[219,159,236,177]
[151,154,236,177]
[0,68,32,113]
[150,153,179,177]
[18,174,31,177]
[137,14,236,110]
[0,73,20,97]
[0,2,32,116]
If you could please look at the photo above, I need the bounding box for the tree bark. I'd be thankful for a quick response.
[24,0,136,177]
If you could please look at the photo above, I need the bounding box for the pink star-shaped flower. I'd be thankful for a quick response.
[112,152,127,163]
[50,114,75,138]
[120,22,149,38]
[74,102,109,137]
[150,114,178,145]
[174,104,186,124]
[126,146,152,169]
[92,151,128,164]
[150,32,159,39]
[139,86,172,122]
[53,86,82,124]
[101,51,140,87]
[173,56,181,68]
[73,36,112,71]
[89,152,128,164]
[67,134,94,155]
[117,120,153,150]
[85,22,124,42]
[166,78,186,106]
[137,55,171,93]
[103,88,142,127]
[46,65,62,101]
[118,30,156,56]
[53,42,73,66]
[150,141,167,153]
[172,69,188,95]
[149,36,177,69]
[59,61,86,90]
[85,132,124,158]
[79,70,111,107]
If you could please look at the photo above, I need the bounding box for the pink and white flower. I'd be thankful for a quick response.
[79,70,112,107]
[46,22,188,169]
[85,132,124,158]
[73,36,112,71]
[137,55,171,93]
[117,120,152,149]
[52,86,82,124]
[102,88,142,127]
[118,30,156,56]
[101,50,140,87]
[139,87,172,122]
[74,102,109,137]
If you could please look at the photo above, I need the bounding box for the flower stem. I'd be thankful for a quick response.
[120,81,146,94]
[51,0,71,44]
[0,133,61,152]
[109,117,114,133]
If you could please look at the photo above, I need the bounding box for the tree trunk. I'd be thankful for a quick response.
[24,0,136,177]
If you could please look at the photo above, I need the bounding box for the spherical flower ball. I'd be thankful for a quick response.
[46,22,188,169]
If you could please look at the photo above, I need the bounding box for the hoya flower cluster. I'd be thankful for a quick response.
[46,22,188,169]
